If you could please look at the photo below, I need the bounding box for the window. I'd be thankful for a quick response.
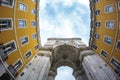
[32,33,37,39]
[31,21,36,26]
[32,0,36,3]
[101,50,108,58]
[20,36,28,46]
[1,0,14,7]
[0,18,12,31]
[34,45,38,50]
[104,36,112,44]
[96,22,101,27]
[19,3,27,11]
[92,44,97,50]
[31,9,36,15]
[106,21,114,29]
[110,58,120,69]
[96,10,100,15]
[116,40,120,50]
[25,50,32,59]
[105,5,114,13]
[95,33,100,39]
[4,41,16,55]
[94,0,99,3]
[18,20,26,28]
[118,2,120,11]
[13,59,22,71]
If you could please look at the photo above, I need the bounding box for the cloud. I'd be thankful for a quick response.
[40,0,90,46]
[55,66,75,80]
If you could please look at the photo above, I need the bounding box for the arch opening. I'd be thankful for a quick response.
[55,66,75,80]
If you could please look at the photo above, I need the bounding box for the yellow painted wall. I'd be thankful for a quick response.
[0,0,39,76]
[92,0,120,71]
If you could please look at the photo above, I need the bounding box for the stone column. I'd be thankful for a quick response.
[73,69,88,80]
[47,70,57,80]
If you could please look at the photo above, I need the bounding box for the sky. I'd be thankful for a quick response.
[40,0,90,46]
[55,66,75,80]
[40,0,90,79]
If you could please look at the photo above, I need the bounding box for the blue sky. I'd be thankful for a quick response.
[40,0,90,46]
[40,0,90,79]
[55,66,75,80]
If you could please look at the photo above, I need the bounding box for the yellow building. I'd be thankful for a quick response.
[0,0,40,79]
[89,0,120,76]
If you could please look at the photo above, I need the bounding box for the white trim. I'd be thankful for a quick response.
[19,35,29,47]
[18,2,27,12]
[103,36,113,46]
[94,33,100,39]
[34,44,38,50]
[18,19,27,28]
[118,1,120,11]
[105,20,115,29]
[32,0,36,3]
[95,9,100,15]
[4,40,17,55]
[32,33,37,40]
[104,4,114,14]
[31,20,36,27]
[31,8,36,15]
[92,44,97,50]
[100,49,108,59]
[96,21,101,27]
[116,40,120,50]
[24,49,32,61]
[95,0,99,4]
[0,18,13,31]
[1,0,14,8]
[110,57,120,69]
[13,58,23,71]
[13,0,26,66]
[0,57,15,79]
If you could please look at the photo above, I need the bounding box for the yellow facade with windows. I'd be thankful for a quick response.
[89,0,120,76]
[0,0,40,79]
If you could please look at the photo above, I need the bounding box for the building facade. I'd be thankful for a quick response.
[0,0,40,79]
[89,0,120,77]
[0,0,120,80]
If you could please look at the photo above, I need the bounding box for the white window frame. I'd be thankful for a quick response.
[1,0,14,8]
[13,59,23,71]
[32,33,37,39]
[118,1,120,11]
[95,0,99,4]
[92,44,97,50]
[18,2,27,12]
[94,33,100,39]
[4,40,17,55]
[103,36,112,45]
[31,8,36,15]
[110,57,120,69]
[0,18,13,31]
[116,40,120,50]
[95,9,100,15]
[32,0,36,3]
[34,44,38,50]
[24,49,32,60]
[105,4,114,13]
[105,20,114,29]
[18,19,27,28]
[31,20,36,27]
[100,49,108,58]
[20,36,29,46]
[96,21,101,27]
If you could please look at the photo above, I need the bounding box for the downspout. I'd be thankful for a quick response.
[36,0,42,48]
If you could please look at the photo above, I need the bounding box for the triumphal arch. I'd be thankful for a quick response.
[17,38,117,80]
